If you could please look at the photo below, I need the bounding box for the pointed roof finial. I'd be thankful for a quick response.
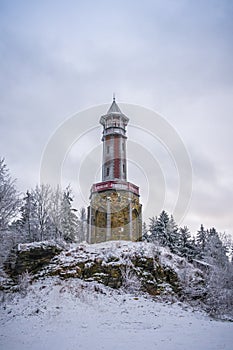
[100,95,129,125]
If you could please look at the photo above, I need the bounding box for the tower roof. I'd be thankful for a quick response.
[100,97,129,126]
[107,98,122,114]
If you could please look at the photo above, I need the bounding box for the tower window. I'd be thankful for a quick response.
[122,142,125,151]
[123,164,125,173]
[107,146,110,154]
[106,167,110,176]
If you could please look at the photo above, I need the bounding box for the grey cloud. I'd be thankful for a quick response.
[0,0,233,236]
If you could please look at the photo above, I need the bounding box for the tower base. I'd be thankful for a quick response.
[87,181,142,244]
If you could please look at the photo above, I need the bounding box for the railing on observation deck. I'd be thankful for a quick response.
[91,181,139,196]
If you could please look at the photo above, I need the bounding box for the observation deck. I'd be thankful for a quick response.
[91,180,139,196]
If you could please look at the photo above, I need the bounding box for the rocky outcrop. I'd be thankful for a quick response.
[4,241,63,279]
[41,242,182,296]
[3,241,204,299]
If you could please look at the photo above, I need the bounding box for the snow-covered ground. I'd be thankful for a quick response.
[0,277,232,350]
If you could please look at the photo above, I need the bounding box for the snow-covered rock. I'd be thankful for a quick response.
[3,240,206,302]
[4,240,63,279]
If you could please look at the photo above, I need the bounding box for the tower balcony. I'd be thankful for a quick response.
[102,127,126,138]
[91,180,139,196]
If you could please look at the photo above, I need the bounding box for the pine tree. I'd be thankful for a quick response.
[142,221,148,241]
[196,224,207,255]
[205,227,228,267]
[60,187,78,242]
[166,215,179,251]
[149,211,179,249]
[178,226,193,258]
[19,191,38,242]
[0,158,20,230]
[148,216,158,242]
[153,210,170,246]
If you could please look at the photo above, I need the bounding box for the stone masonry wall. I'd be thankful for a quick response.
[87,190,142,243]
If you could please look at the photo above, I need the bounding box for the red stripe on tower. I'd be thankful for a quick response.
[114,136,120,178]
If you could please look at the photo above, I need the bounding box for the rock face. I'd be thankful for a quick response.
[42,242,186,296]
[4,241,63,279]
[4,241,204,299]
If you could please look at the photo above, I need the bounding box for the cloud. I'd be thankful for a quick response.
[0,0,233,235]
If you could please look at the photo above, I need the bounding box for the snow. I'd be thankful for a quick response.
[17,240,64,252]
[0,277,232,350]
[52,240,186,270]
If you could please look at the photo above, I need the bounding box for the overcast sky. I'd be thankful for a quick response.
[0,0,233,236]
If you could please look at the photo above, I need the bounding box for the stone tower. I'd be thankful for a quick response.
[87,98,142,243]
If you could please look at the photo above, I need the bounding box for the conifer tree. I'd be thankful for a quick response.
[157,210,170,245]
[0,158,20,230]
[205,227,228,267]
[142,221,148,240]
[60,187,78,242]
[167,215,179,250]
[19,190,37,242]
[178,226,193,257]
[196,224,207,251]
[148,216,158,242]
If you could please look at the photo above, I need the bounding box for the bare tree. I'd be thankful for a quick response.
[32,184,52,241]
[49,186,63,239]
[78,207,87,242]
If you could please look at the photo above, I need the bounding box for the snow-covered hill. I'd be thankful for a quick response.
[0,277,232,350]
[1,240,233,349]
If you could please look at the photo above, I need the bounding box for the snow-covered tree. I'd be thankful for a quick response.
[32,184,52,241]
[177,226,194,258]
[205,262,233,318]
[48,186,63,239]
[19,191,38,242]
[60,187,78,242]
[0,158,20,230]
[166,215,179,250]
[204,228,228,267]
[218,231,232,259]
[196,224,207,254]
[148,216,158,241]
[77,207,87,242]
[142,221,148,241]
[0,158,21,266]
[13,185,80,243]
[157,210,170,246]
[149,211,179,250]
[149,210,169,245]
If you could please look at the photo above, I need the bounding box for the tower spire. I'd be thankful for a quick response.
[113,92,116,102]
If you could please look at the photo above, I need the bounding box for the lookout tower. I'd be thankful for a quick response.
[87,98,142,243]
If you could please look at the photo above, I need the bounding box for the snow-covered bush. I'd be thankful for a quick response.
[17,271,32,297]
[205,264,233,319]
[120,258,141,294]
